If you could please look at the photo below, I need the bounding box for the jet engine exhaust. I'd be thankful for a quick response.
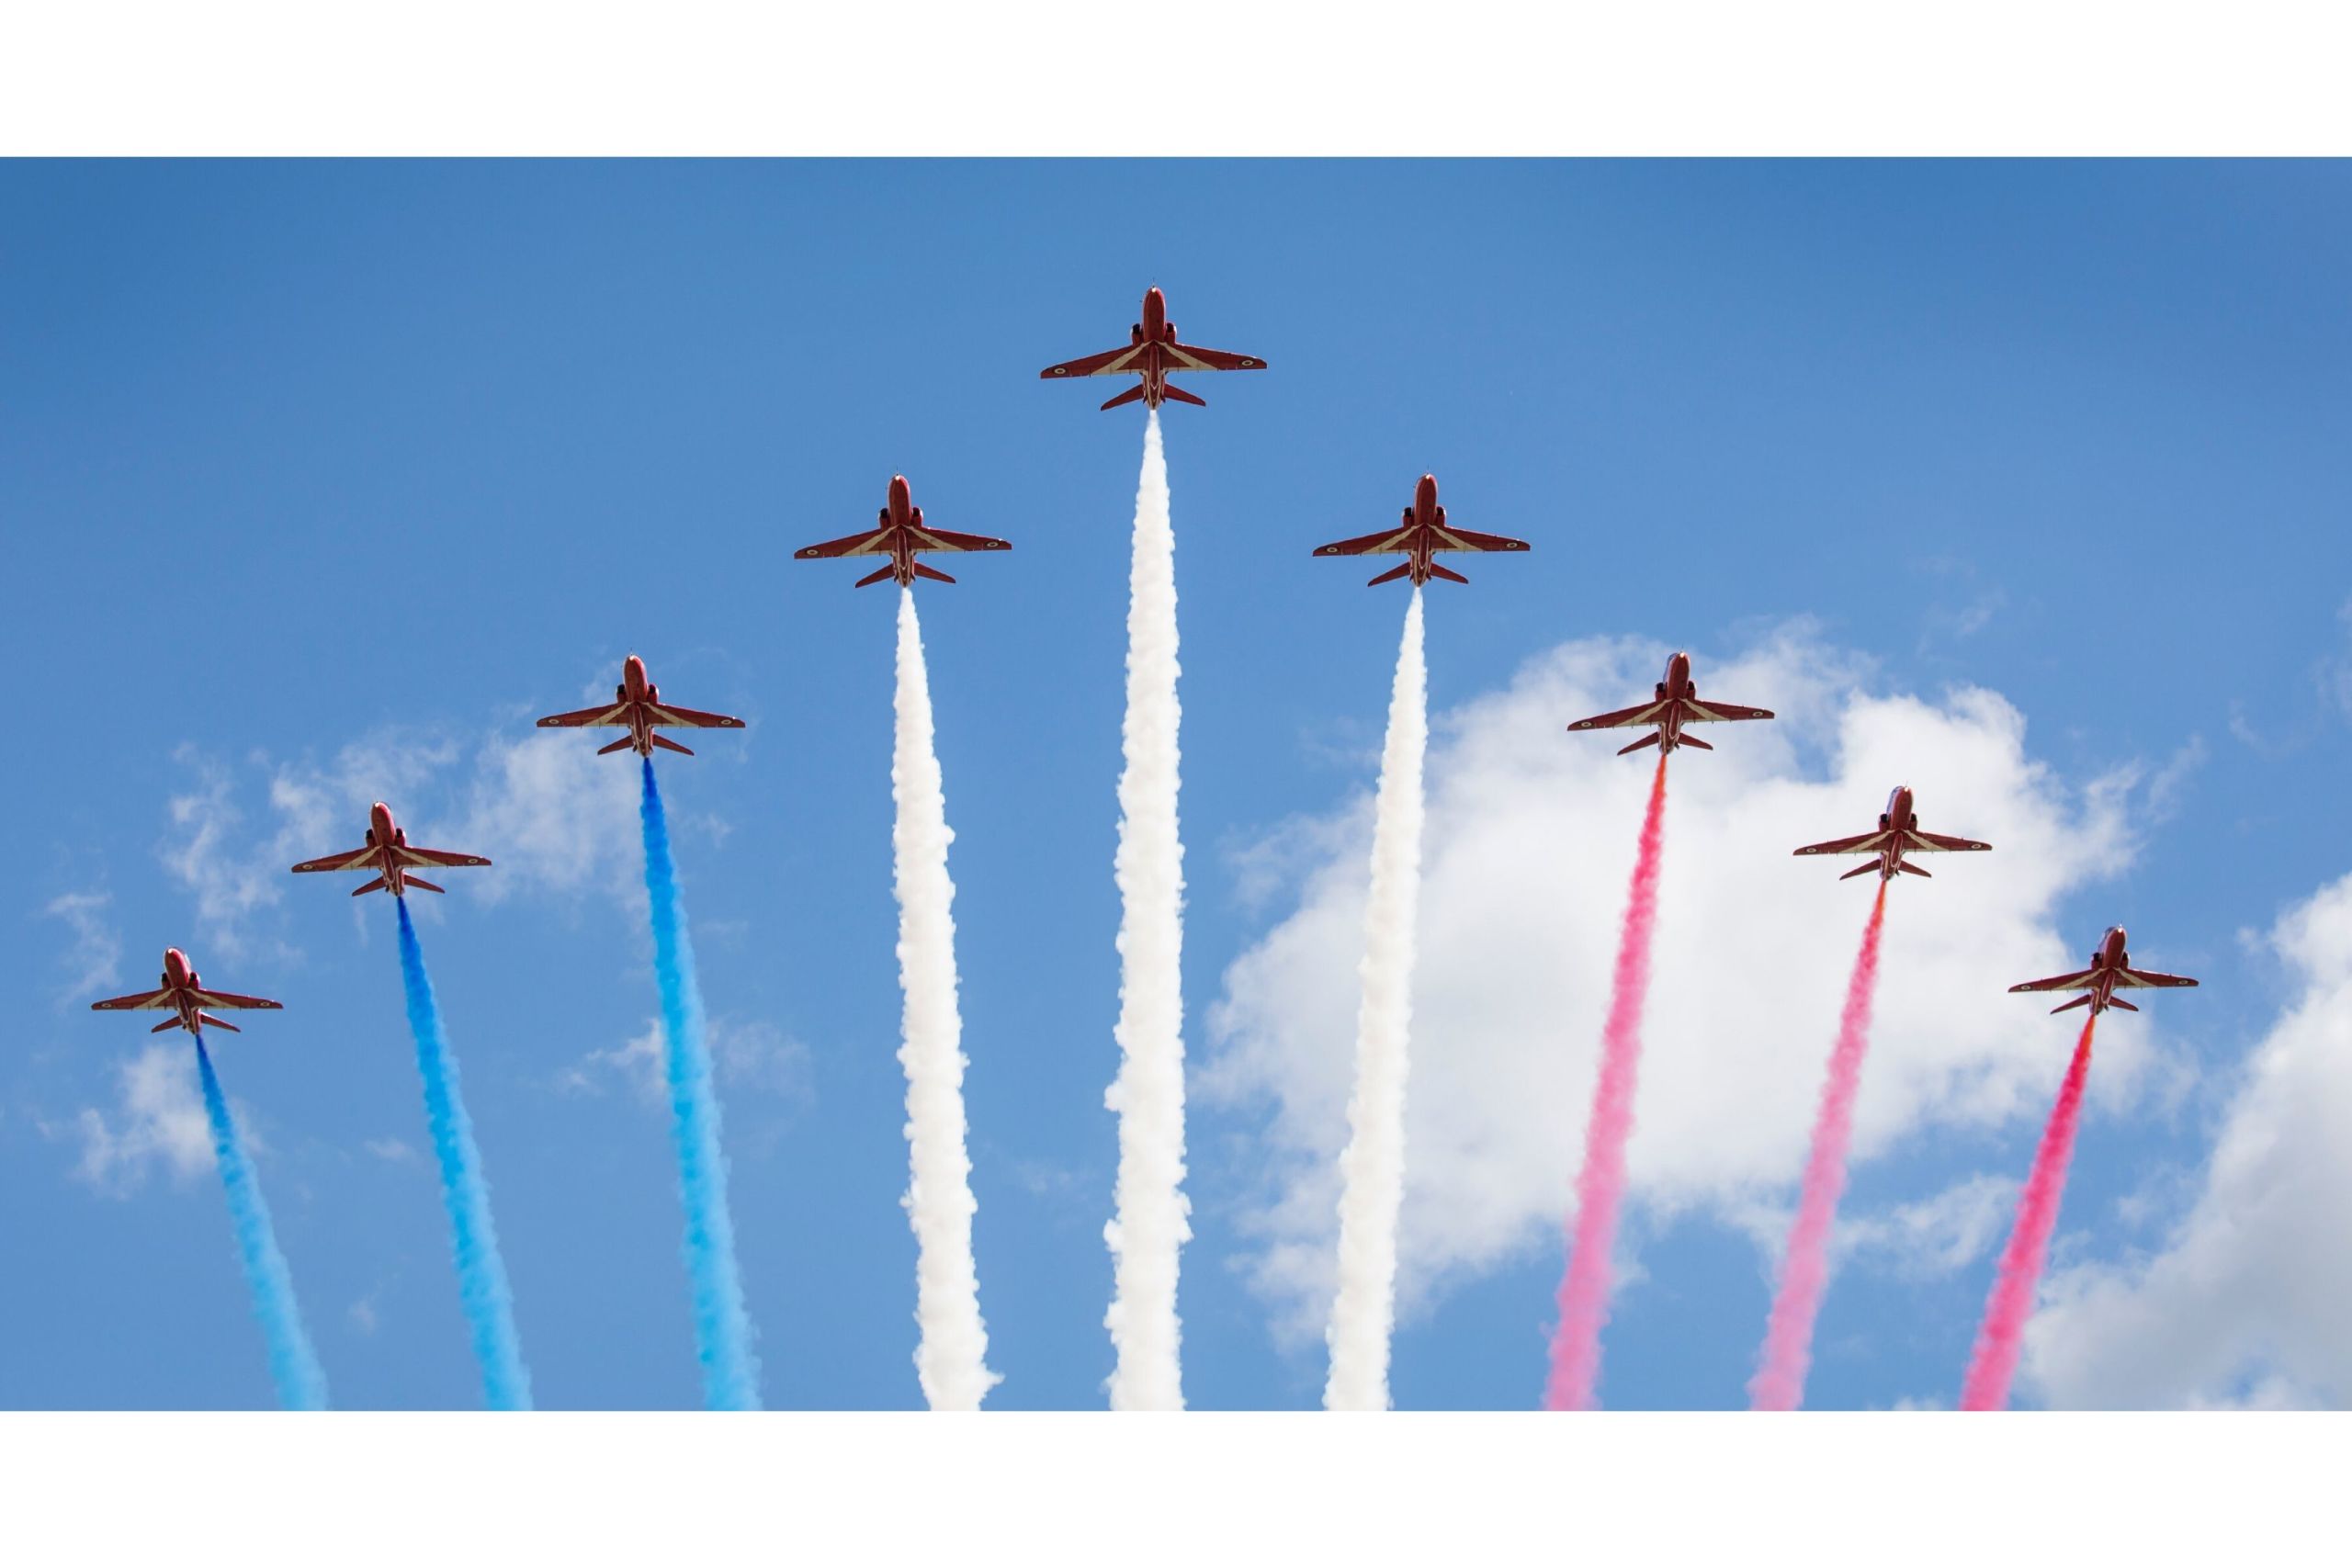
[890,587,998,1408]
[639,757,763,1409]
[1960,1016,2097,1410]
[1545,751,1670,1410]
[1103,411,1192,1410]
[395,898,531,1410]
[1324,588,1429,1411]
[195,1037,329,1409]
[1748,884,1890,1410]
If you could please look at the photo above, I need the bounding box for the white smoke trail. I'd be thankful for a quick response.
[891,588,998,1410]
[1323,590,1430,1411]
[1104,411,1191,1410]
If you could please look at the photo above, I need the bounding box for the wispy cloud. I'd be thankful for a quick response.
[560,1015,810,1108]
[56,1042,213,1195]
[44,890,123,1008]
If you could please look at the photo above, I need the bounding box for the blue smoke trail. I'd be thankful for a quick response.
[639,756,763,1409]
[194,1038,328,1410]
[396,898,533,1410]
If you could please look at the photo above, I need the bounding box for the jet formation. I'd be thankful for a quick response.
[91,287,2200,1092]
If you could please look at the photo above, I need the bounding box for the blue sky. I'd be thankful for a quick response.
[3,160,2348,1410]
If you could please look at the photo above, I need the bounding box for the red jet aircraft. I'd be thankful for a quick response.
[1567,652,1775,755]
[91,947,283,1036]
[537,655,746,757]
[2009,926,2199,1015]
[794,475,1012,589]
[1313,474,1531,587]
[290,803,492,897]
[1794,785,1993,882]
[1039,287,1267,411]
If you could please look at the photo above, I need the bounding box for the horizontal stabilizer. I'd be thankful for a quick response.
[597,735,637,756]
[350,875,389,897]
[151,1016,182,1033]
[1839,861,1883,881]
[2108,997,2139,1012]
[197,1012,243,1033]
[1679,734,1714,750]
[402,876,446,895]
[1366,562,1412,587]
[912,561,956,584]
[1617,732,1663,756]
[1099,383,1147,412]
[651,732,695,755]
[2051,994,2094,1015]
[1429,561,1469,585]
[1159,383,1206,408]
[1897,860,1932,877]
[854,563,897,589]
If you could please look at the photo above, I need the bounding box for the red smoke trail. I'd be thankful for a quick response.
[1747,885,1891,1410]
[1544,752,1669,1411]
[1959,1017,2098,1411]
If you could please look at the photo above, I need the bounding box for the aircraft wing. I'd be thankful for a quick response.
[1684,700,1776,723]
[291,846,379,874]
[1794,830,1893,857]
[1435,525,1532,555]
[646,703,746,731]
[1908,829,1993,853]
[190,988,283,1011]
[90,987,175,1011]
[394,845,493,870]
[794,527,893,560]
[910,527,1012,555]
[2008,967,2098,994]
[2116,967,2199,989]
[1164,341,1267,373]
[1314,526,1417,558]
[1568,699,1673,732]
[1040,344,1149,380]
[537,702,630,729]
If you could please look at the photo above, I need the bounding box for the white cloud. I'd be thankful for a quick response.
[63,1042,213,1194]
[1203,626,2174,1348]
[2023,872,2352,1408]
[448,728,647,908]
[363,1136,418,1165]
[44,890,123,1007]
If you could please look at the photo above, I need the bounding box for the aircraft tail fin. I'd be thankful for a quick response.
[1428,561,1469,585]
[1100,384,1148,412]
[1366,562,1412,587]
[402,876,446,896]
[152,1016,184,1033]
[1839,861,1883,881]
[197,1011,243,1034]
[2051,993,2094,1015]
[2108,997,2140,1012]
[1159,383,1206,408]
[912,562,957,584]
[350,875,389,897]
[650,732,695,755]
[854,563,897,589]
[1617,732,1663,757]
[597,735,637,756]
[1679,733,1715,750]
[1897,859,1932,878]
